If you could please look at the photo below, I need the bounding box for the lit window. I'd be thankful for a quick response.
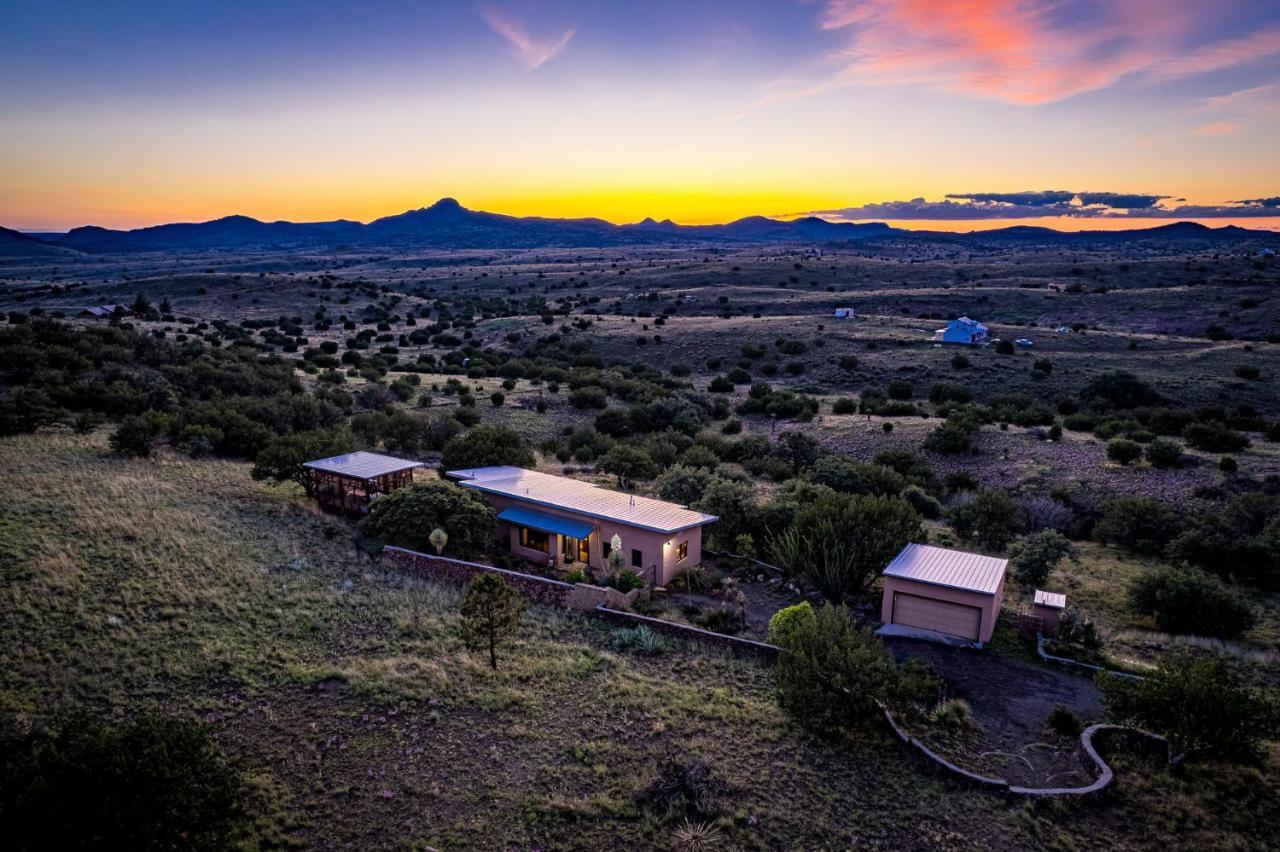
[519,527,549,553]
[676,540,688,562]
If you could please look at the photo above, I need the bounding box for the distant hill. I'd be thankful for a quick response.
[916,221,1270,246]
[0,225,77,257]
[10,200,1273,253]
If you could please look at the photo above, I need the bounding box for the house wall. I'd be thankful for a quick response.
[880,576,1003,643]
[476,493,703,587]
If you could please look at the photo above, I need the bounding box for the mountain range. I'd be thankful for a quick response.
[3,198,1272,255]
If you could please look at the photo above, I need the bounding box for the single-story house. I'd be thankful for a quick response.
[446,466,717,587]
[938,316,989,345]
[880,543,1007,645]
[303,450,422,515]
[833,307,856,319]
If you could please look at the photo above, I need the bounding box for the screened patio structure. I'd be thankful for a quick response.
[303,451,423,516]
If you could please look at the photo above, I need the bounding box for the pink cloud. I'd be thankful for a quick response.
[804,1,1280,105]
[479,5,575,70]
[1194,120,1241,135]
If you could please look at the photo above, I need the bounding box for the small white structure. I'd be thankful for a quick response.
[833,307,856,319]
[938,317,989,345]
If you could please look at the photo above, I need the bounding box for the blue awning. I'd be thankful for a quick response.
[498,506,593,540]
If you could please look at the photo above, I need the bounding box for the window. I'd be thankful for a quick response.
[676,540,688,562]
[578,536,590,563]
[631,548,642,568]
[519,526,549,553]
[602,540,612,560]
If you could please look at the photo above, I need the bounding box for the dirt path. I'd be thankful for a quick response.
[887,638,1104,787]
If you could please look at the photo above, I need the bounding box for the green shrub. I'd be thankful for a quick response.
[1106,438,1143,465]
[1047,704,1082,738]
[1009,529,1074,588]
[108,410,169,457]
[1098,652,1275,760]
[1145,438,1182,468]
[1126,565,1255,638]
[1184,421,1249,453]
[928,382,973,405]
[440,425,535,470]
[775,604,937,732]
[766,601,815,646]
[361,481,497,558]
[0,714,248,850]
[949,489,1020,550]
[1094,497,1182,556]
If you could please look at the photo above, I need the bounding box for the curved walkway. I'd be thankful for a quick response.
[882,708,1177,796]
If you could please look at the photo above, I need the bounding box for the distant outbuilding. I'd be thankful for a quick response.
[833,307,856,319]
[80,305,131,319]
[879,543,1007,645]
[937,316,989,345]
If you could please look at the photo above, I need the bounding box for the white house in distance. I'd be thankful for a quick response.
[936,316,989,345]
[833,307,856,319]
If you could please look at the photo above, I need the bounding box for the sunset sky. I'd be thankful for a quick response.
[3,0,1279,231]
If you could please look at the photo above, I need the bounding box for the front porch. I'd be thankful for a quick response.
[499,505,596,573]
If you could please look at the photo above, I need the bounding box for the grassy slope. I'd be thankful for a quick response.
[2,432,1278,850]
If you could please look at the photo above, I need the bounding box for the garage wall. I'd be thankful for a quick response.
[880,576,1003,644]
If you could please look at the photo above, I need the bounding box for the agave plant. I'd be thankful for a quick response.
[671,819,721,851]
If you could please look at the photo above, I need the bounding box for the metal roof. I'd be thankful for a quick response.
[882,543,1007,596]
[303,451,423,479]
[447,466,718,534]
[1034,589,1067,609]
[498,506,594,540]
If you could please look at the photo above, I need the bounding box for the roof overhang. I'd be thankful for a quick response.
[497,506,594,540]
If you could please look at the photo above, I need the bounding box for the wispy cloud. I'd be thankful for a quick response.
[1194,121,1240,136]
[772,1,1280,106]
[479,5,575,70]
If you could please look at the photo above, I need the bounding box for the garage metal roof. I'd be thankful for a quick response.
[882,543,1007,596]
[446,466,717,534]
[303,451,423,480]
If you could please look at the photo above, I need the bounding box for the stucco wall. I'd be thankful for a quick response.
[473,492,703,587]
[880,576,1002,643]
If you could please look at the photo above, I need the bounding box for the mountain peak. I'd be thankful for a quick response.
[425,197,464,212]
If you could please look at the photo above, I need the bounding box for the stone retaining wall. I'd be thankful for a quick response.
[593,605,781,660]
[382,546,639,610]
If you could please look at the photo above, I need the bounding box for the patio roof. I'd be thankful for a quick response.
[498,506,594,540]
[302,451,423,480]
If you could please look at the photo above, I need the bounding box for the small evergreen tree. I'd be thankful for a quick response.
[459,573,525,670]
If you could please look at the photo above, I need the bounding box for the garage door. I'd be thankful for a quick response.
[892,592,982,641]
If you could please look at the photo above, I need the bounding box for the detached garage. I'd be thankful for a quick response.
[879,544,1007,646]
